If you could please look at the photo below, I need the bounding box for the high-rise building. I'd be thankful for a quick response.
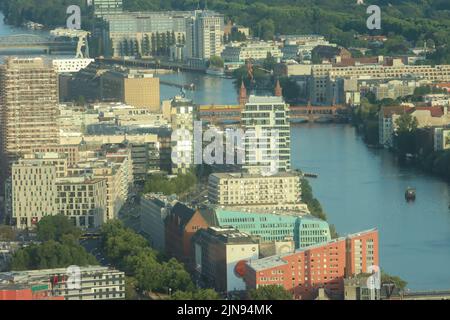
[93,0,123,17]
[185,10,224,60]
[0,58,59,178]
[244,229,379,300]
[170,96,195,175]
[241,95,291,174]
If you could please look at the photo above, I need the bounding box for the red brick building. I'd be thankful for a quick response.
[244,229,379,300]
[165,203,211,267]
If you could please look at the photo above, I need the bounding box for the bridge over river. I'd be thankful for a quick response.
[0,34,77,54]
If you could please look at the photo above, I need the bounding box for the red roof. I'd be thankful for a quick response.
[406,106,445,117]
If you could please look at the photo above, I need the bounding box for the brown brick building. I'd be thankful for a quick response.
[164,203,211,267]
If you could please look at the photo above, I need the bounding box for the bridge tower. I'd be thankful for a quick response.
[274,79,282,97]
[239,80,248,107]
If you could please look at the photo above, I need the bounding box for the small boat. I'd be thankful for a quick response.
[405,187,416,201]
[303,173,318,178]
[206,67,225,76]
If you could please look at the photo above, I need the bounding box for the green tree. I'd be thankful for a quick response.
[249,285,292,300]
[0,225,16,241]
[36,215,82,243]
[381,270,408,291]
[209,55,224,68]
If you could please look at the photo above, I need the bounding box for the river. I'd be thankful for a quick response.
[2,12,450,291]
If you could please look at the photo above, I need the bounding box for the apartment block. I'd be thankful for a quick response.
[242,95,291,174]
[244,229,379,300]
[0,266,125,300]
[208,172,301,208]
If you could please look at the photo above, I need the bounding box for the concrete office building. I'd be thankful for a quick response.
[139,193,177,251]
[0,266,125,300]
[208,172,301,208]
[222,42,282,63]
[11,154,63,228]
[55,176,108,228]
[100,11,189,57]
[52,58,95,74]
[192,226,259,293]
[0,58,59,177]
[185,10,224,61]
[214,208,331,249]
[100,69,160,111]
[93,0,123,17]
[242,96,291,174]
[244,229,379,300]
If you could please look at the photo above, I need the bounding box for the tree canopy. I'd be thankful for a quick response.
[248,285,292,300]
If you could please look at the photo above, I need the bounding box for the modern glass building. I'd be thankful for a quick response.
[214,208,331,249]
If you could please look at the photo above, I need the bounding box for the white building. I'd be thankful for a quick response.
[221,41,282,63]
[170,96,195,174]
[52,59,95,73]
[242,95,291,174]
[185,10,224,60]
[208,172,302,209]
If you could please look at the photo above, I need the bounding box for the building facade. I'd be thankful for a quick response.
[192,226,259,294]
[244,229,379,300]
[242,96,291,174]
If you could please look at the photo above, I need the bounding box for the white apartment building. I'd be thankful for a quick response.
[242,96,291,174]
[221,41,282,63]
[373,80,417,100]
[312,64,450,82]
[52,58,95,73]
[208,172,301,207]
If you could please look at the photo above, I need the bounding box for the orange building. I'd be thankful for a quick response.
[244,229,379,300]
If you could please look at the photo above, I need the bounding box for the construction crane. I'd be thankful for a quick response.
[50,28,91,58]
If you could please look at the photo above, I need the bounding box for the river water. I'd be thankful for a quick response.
[2,12,450,291]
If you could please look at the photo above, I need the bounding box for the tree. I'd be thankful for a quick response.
[171,289,221,300]
[0,225,16,241]
[249,285,292,300]
[394,113,418,156]
[36,215,82,243]
[381,270,408,291]
[256,18,275,41]
[209,55,224,68]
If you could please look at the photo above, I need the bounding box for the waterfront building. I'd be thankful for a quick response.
[214,207,331,249]
[100,11,189,57]
[372,80,417,101]
[344,274,381,300]
[100,69,160,111]
[208,172,301,208]
[139,193,177,252]
[198,104,242,125]
[52,58,95,74]
[94,0,123,16]
[170,96,195,175]
[241,96,291,174]
[185,10,224,61]
[192,226,259,294]
[244,229,379,300]
[434,127,450,151]
[0,58,59,179]
[0,266,125,300]
[378,106,407,148]
[221,42,282,63]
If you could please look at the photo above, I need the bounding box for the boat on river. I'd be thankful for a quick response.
[405,187,416,201]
